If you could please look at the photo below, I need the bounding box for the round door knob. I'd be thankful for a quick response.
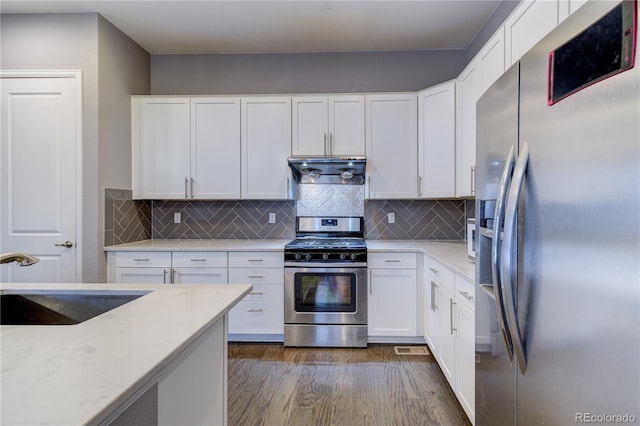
[54,240,73,248]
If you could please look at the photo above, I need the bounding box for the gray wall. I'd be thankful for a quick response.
[1,13,150,282]
[150,50,467,94]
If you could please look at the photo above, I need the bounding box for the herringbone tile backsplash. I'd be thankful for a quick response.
[152,200,296,239]
[106,189,470,244]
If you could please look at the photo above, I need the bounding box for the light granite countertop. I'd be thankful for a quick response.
[0,282,251,425]
[104,239,474,281]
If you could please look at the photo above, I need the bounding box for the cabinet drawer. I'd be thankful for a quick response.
[455,274,475,311]
[172,251,227,268]
[228,268,283,285]
[115,251,171,268]
[228,300,284,334]
[228,251,283,268]
[242,284,283,301]
[425,256,455,290]
[368,252,417,269]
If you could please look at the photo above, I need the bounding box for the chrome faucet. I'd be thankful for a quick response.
[0,252,40,266]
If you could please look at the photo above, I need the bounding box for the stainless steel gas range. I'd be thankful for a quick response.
[284,216,367,348]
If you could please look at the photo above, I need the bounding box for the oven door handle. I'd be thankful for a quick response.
[284,262,368,268]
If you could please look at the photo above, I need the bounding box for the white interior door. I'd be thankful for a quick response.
[1,71,82,283]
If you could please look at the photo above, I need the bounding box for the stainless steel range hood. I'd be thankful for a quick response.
[288,157,366,185]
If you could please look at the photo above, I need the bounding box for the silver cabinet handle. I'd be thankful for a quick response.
[249,292,264,295]
[329,133,334,156]
[450,298,456,335]
[190,259,207,262]
[184,177,188,199]
[369,270,372,295]
[247,275,264,279]
[190,177,194,199]
[501,141,529,375]
[247,308,264,313]
[163,269,168,284]
[324,133,328,156]
[418,175,423,197]
[171,268,176,284]
[470,165,476,195]
[384,259,401,263]
[247,259,263,262]
[54,240,73,248]
[430,281,438,311]
[492,145,516,363]
[429,267,439,274]
[458,291,474,301]
[133,258,150,262]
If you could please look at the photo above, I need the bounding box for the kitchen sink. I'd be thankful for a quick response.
[0,291,150,325]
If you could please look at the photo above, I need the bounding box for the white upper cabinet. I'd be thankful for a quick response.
[479,27,506,94]
[132,96,241,200]
[241,97,292,199]
[291,95,365,157]
[365,94,418,199]
[132,97,190,199]
[418,80,456,198]
[559,0,588,22]
[505,0,559,66]
[456,60,482,198]
[191,98,241,199]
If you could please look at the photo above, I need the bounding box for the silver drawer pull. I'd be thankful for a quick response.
[249,292,264,295]
[133,258,150,262]
[190,258,207,262]
[247,275,264,279]
[458,291,474,301]
[384,259,401,263]
[247,308,264,313]
[248,259,264,262]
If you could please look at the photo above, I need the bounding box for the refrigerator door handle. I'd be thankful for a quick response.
[492,145,516,362]
[501,140,529,375]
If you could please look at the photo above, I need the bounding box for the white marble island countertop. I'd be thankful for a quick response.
[0,282,251,425]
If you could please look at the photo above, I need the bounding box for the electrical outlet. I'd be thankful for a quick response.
[174,212,181,224]
[388,212,395,224]
[269,213,276,224]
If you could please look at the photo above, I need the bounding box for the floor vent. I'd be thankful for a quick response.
[394,346,430,356]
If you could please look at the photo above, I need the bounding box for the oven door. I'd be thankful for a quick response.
[284,266,367,325]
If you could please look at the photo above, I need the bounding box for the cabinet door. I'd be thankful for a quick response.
[241,97,292,199]
[291,96,329,156]
[329,95,365,156]
[173,268,228,285]
[132,97,190,199]
[368,268,418,336]
[115,267,168,284]
[418,81,456,198]
[191,97,241,199]
[479,27,506,93]
[456,62,481,197]
[505,0,559,66]
[437,285,456,386]
[366,94,418,199]
[425,276,440,351]
[456,300,475,423]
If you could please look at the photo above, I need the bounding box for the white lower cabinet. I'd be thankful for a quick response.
[425,255,475,424]
[108,249,285,340]
[367,252,418,337]
[227,252,284,336]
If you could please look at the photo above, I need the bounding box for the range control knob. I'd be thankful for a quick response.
[294,253,302,260]
[305,253,312,260]
[350,253,357,261]
[322,253,329,260]
[340,253,347,260]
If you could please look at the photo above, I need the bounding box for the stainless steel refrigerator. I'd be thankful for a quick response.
[475,1,639,424]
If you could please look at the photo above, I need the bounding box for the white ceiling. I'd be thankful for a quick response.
[0,1,503,54]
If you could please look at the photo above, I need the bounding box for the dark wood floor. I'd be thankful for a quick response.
[228,343,471,426]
